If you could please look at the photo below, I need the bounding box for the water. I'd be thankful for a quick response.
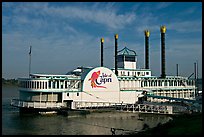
[2,85,172,135]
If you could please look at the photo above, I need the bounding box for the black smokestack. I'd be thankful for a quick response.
[115,34,118,76]
[144,30,150,69]
[160,26,166,78]
[101,38,104,67]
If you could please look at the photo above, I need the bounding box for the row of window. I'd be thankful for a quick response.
[154,91,194,98]
[118,55,136,62]
[20,79,194,89]
[20,81,48,89]
[119,80,195,88]
[20,80,81,89]
[119,71,150,76]
[141,80,194,87]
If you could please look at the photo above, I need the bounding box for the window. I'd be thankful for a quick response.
[34,81,36,88]
[151,81,154,86]
[37,81,39,89]
[45,82,47,89]
[144,81,147,87]
[56,81,59,89]
[42,82,44,89]
[67,93,69,96]
[60,80,63,89]
[169,81,173,86]
[77,92,79,96]
[65,81,67,88]
[158,81,162,86]
[39,81,41,89]
[53,81,55,88]
[48,81,51,89]
[118,55,124,62]
[154,81,157,86]
[125,56,135,62]
[174,81,177,86]
[146,72,149,75]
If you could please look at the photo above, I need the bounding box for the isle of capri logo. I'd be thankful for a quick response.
[88,70,112,88]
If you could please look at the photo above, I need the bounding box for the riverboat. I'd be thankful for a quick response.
[11,26,196,114]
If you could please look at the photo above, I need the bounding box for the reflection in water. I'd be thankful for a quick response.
[2,85,172,135]
[63,112,171,135]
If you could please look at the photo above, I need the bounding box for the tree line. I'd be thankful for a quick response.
[2,78,18,86]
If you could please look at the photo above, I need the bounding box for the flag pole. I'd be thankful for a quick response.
[29,46,32,77]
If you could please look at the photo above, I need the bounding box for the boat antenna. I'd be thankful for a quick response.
[196,60,198,79]
[176,64,179,76]
[101,38,104,67]
[29,45,32,77]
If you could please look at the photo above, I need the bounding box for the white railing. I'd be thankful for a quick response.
[120,85,195,91]
[11,99,65,109]
[73,101,175,114]
[73,101,128,110]
[135,104,173,114]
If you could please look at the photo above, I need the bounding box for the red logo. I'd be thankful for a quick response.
[88,71,106,88]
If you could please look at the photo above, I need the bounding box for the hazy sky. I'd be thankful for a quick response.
[2,2,202,79]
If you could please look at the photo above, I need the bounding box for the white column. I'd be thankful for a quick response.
[176,90,179,98]
[51,81,53,89]
[52,92,53,107]
[42,81,43,89]
[181,90,184,98]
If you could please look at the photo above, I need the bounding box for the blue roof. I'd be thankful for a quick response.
[118,47,137,56]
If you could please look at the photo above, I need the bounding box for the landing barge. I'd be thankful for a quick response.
[11,26,196,114]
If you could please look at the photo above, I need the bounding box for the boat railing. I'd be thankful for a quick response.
[10,99,65,109]
[120,85,195,91]
[73,101,129,109]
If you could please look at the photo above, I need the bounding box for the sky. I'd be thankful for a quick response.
[2,2,202,79]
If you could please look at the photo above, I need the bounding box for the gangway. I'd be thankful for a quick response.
[72,101,175,114]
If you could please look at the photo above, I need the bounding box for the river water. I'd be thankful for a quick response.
[2,85,172,135]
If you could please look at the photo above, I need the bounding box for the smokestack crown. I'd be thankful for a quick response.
[115,34,118,39]
[101,38,104,43]
[160,26,166,33]
[144,30,150,37]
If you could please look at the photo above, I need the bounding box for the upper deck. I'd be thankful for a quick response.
[18,67,196,93]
